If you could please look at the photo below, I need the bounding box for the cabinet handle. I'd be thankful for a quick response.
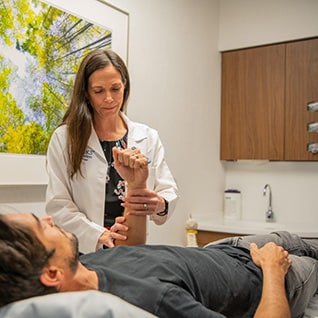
[307,101,318,112]
[307,122,318,133]
[307,142,318,154]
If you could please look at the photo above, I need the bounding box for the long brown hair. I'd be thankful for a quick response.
[62,49,130,177]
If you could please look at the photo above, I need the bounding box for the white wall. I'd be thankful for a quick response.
[219,0,318,230]
[224,161,318,227]
[108,0,223,245]
[219,0,318,51]
[2,0,317,245]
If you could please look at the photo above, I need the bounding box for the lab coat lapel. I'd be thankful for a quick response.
[87,125,106,162]
[121,113,148,147]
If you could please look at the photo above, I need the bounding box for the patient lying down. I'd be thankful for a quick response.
[0,147,317,318]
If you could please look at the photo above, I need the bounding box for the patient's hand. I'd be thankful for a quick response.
[250,242,292,275]
[112,147,148,189]
[251,242,292,318]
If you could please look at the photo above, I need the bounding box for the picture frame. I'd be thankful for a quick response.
[0,0,129,185]
[43,0,129,62]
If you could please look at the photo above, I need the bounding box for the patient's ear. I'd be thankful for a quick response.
[40,266,63,287]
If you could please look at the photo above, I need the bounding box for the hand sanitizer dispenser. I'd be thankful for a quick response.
[185,214,198,247]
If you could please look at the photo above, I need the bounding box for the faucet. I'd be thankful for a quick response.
[263,184,274,222]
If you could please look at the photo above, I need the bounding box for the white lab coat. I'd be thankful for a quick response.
[45,113,179,253]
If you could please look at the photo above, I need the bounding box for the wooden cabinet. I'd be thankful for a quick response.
[285,39,318,160]
[220,37,318,161]
[221,43,285,160]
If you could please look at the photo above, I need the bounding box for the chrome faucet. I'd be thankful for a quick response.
[263,184,274,222]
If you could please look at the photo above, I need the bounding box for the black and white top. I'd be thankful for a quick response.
[100,133,128,228]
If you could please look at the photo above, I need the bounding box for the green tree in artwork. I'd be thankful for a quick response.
[4,122,47,154]
[0,55,25,152]
[0,0,112,155]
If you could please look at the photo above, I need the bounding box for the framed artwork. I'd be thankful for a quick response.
[0,0,129,184]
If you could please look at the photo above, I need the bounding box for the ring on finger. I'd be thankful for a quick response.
[143,203,148,210]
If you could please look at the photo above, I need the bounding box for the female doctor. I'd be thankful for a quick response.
[45,49,178,254]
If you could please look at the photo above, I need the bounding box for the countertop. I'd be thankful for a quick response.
[195,214,318,238]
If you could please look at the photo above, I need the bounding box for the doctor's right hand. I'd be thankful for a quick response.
[98,216,128,248]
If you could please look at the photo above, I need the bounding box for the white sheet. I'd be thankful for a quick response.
[0,290,157,318]
[0,290,317,317]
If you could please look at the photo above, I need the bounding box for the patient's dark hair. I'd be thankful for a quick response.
[0,214,57,307]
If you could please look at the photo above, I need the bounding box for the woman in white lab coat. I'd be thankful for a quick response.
[45,49,178,254]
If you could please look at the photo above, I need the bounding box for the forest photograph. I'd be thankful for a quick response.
[0,0,112,155]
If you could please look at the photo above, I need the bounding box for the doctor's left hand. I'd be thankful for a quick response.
[98,216,128,248]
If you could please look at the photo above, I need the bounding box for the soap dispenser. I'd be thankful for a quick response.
[224,189,241,221]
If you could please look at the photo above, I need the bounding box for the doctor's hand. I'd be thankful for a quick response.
[121,188,166,216]
[98,216,128,248]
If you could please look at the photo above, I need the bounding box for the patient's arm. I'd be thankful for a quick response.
[112,147,148,246]
[251,242,292,318]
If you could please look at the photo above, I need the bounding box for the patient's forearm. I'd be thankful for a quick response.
[254,267,291,318]
[115,185,147,246]
[115,213,146,246]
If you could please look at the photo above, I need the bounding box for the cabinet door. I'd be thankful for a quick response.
[220,44,285,160]
[284,38,318,160]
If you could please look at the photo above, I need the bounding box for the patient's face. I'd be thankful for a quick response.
[5,213,79,271]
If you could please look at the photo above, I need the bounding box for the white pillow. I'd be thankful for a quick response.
[0,290,157,318]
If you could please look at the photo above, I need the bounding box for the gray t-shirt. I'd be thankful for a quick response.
[80,244,262,318]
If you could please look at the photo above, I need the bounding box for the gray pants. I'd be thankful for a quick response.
[206,231,318,318]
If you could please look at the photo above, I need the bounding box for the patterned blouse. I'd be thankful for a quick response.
[100,133,128,228]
